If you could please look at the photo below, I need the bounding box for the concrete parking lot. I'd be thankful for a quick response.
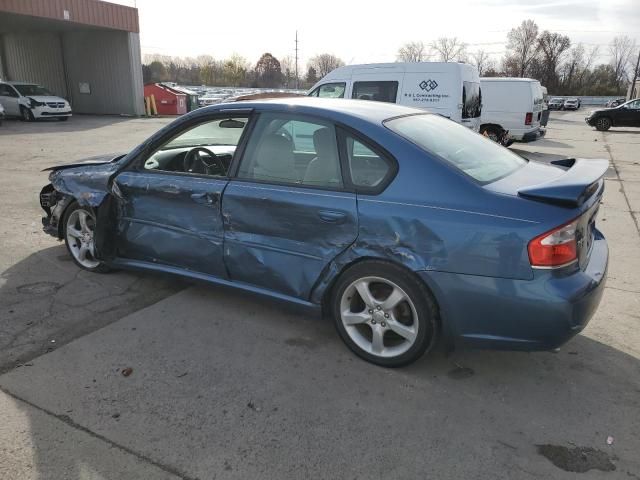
[0,111,639,479]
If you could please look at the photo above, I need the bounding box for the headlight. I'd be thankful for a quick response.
[28,97,45,107]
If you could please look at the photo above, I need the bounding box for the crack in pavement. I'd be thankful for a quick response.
[0,385,198,480]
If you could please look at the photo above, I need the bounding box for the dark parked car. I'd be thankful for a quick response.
[548,97,564,110]
[39,98,608,367]
[586,99,640,131]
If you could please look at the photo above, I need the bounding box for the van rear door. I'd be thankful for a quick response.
[531,81,544,127]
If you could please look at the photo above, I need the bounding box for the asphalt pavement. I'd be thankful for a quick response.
[1,110,639,479]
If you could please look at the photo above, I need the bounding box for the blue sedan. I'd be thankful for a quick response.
[39,98,608,367]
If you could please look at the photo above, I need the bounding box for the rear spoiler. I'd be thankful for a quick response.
[518,158,608,207]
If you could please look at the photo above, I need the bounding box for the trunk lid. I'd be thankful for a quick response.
[487,158,608,208]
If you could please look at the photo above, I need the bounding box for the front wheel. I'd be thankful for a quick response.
[63,203,110,273]
[331,261,438,367]
[595,117,611,131]
[20,107,34,122]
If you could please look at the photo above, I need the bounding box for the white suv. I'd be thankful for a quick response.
[0,81,72,121]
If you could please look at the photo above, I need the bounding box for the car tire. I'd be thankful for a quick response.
[480,125,503,143]
[58,117,69,122]
[63,202,111,273]
[595,117,611,131]
[331,260,438,367]
[20,106,34,122]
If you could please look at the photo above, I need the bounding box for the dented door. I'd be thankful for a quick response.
[113,171,228,278]
[222,182,358,299]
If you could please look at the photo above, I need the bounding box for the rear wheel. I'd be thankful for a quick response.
[595,117,611,131]
[331,261,438,367]
[63,203,110,273]
[20,106,34,122]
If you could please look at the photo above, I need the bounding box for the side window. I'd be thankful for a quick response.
[627,100,640,110]
[312,83,346,98]
[143,117,247,177]
[352,81,398,103]
[237,113,343,189]
[0,84,17,97]
[345,135,392,189]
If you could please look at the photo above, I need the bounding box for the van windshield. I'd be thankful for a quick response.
[385,114,526,184]
[462,81,481,118]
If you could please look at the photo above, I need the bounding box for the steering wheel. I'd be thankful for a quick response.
[183,147,226,175]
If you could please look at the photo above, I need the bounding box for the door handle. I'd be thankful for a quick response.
[317,210,347,224]
[191,192,219,205]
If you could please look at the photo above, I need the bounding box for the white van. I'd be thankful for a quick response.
[308,62,481,131]
[479,78,544,142]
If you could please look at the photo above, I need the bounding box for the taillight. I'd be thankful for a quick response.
[525,112,533,125]
[528,219,579,268]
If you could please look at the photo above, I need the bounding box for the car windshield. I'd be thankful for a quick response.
[163,118,246,149]
[385,114,526,184]
[13,84,53,96]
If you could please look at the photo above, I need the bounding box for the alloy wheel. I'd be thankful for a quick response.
[339,276,418,358]
[66,209,100,269]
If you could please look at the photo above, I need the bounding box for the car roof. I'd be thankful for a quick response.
[4,81,39,86]
[212,97,424,123]
[480,77,539,83]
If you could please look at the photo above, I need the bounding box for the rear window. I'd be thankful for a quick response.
[385,114,526,184]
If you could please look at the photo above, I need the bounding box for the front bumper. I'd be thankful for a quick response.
[417,231,608,351]
[33,107,72,118]
[40,184,72,238]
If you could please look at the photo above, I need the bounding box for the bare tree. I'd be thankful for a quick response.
[609,35,636,90]
[537,31,571,89]
[397,41,427,62]
[471,50,494,76]
[506,19,540,77]
[308,53,345,78]
[430,37,467,62]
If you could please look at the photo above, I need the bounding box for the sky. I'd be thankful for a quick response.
[110,0,640,67]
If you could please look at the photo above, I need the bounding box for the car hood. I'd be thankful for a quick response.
[589,107,617,115]
[43,153,126,172]
[28,95,69,103]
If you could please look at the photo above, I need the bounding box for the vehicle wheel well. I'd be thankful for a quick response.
[321,257,442,331]
[480,123,503,132]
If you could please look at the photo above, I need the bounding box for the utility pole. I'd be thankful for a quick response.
[295,30,299,90]
[630,48,640,99]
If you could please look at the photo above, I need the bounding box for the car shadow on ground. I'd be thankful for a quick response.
[1,249,639,478]
[0,245,187,374]
[605,129,640,135]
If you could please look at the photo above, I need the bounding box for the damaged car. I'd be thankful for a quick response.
[40,98,608,367]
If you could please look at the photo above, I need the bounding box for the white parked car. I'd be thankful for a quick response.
[0,81,72,121]
[563,98,581,110]
[480,77,544,142]
[308,62,482,131]
[0,101,4,126]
